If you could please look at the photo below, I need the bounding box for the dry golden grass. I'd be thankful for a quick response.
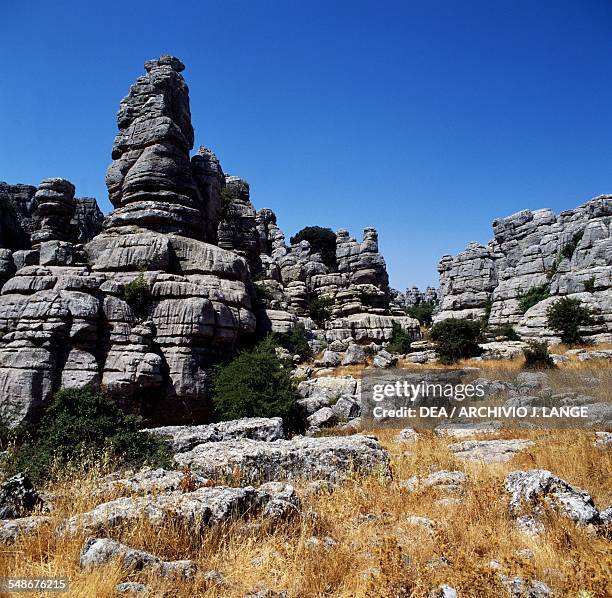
[1,427,610,597]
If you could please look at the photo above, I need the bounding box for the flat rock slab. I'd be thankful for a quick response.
[174,434,390,484]
[448,439,534,463]
[0,515,50,542]
[80,537,196,578]
[434,421,504,438]
[143,417,284,453]
[60,484,294,536]
[94,467,211,497]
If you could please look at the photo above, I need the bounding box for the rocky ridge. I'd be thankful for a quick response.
[435,198,612,342]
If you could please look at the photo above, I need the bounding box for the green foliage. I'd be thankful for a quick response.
[7,388,172,483]
[290,226,337,271]
[488,324,520,341]
[546,297,594,345]
[481,299,493,327]
[213,337,302,431]
[220,186,234,218]
[308,296,333,327]
[406,302,435,326]
[584,276,596,293]
[517,284,549,314]
[253,281,274,307]
[275,322,313,360]
[522,340,556,369]
[122,272,150,319]
[387,321,413,354]
[560,230,584,260]
[429,319,482,365]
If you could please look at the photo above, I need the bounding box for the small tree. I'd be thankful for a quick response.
[8,388,171,483]
[523,340,555,369]
[290,226,337,271]
[122,272,151,319]
[560,230,584,260]
[213,337,302,431]
[387,321,413,354]
[308,296,333,327]
[406,302,435,326]
[429,319,482,364]
[518,285,549,314]
[546,297,594,345]
[275,322,313,360]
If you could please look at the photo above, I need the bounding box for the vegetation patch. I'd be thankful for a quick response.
[429,318,482,364]
[121,272,151,319]
[290,226,337,271]
[213,336,302,432]
[522,340,556,369]
[406,302,435,326]
[387,320,413,354]
[5,387,171,484]
[308,295,333,327]
[517,284,549,314]
[546,297,594,345]
[560,230,584,260]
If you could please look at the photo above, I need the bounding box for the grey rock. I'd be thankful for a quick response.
[321,350,341,367]
[0,473,41,519]
[174,434,390,483]
[505,469,599,526]
[499,575,551,597]
[341,343,366,365]
[401,470,466,494]
[115,582,149,594]
[143,417,285,453]
[396,427,419,443]
[429,585,458,598]
[80,538,196,577]
[594,431,612,448]
[448,439,534,463]
[331,396,360,420]
[0,515,50,542]
[307,407,337,428]
[434,421,504,438]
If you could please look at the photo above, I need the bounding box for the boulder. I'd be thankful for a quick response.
[173,435,390,483]
[448,439,534,463]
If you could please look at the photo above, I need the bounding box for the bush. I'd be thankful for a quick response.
[387,321,413,354]
[275,322,313,359]
[584,276,596,293]
[7,388,172,483]
[546,297,594,345]
[481,299,493,327]
[308,296,333,327]
[560,230,584,260]
[429,319,482,364]
[290,226,337,271]
[122,272,151,319]
[406,302,434,326]
[518,285,549,314]
[522,340,555,369]
[213,336,302,432]
[488,324,520,341]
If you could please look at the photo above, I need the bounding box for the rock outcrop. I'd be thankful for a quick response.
[435,197,612,343]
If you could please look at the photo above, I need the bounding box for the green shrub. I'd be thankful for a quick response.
[429,319,482,365]
[308,296,333,327]
[275,322,313,359]
[584,276,596,293]
[546,297,594,345]
[253,281,275,308]
[213,337,302,431]
[517,285,549,314]
[560,230,584,260]
[387,321,413,354]
[406,302,435,326]
[7,388,171,483]
[489,324,520,341]
[290,226,337,271]
[522,340,556,369]
[122,272,150,319]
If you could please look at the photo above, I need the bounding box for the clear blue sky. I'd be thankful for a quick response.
[2,1,611,289]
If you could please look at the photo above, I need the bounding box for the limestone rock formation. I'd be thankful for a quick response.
[435,196,612,343]
[30,178,76,247]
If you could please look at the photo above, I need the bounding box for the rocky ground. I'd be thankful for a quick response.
[0,423,610,597]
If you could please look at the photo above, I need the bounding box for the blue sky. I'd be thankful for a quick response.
[2,1,611,289]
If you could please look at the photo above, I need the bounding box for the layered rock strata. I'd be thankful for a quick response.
[435,197,612,342]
